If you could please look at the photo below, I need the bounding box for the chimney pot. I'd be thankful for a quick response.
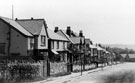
[31,17,33,20]
[66,26,71,37]
[15,18,18,21]
[79,30,83,37]
[54,27,59,32]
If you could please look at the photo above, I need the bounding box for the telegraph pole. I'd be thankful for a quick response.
[12,5,14,20]
[8,5,14,59]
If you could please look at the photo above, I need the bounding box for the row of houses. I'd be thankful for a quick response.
[0,16,117,77]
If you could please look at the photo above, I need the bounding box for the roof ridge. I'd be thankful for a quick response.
[16,18,45,21]
[0,16,12,20]
[0,16,33,37]
[59,30,74,43]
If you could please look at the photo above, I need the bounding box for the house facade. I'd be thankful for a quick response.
[47,28,70,75]
[0,16,33,59]
[16,18,49,60]
[47,28,69,62]
[84,39,92,64]
[0,16,49,77]
[54,27,74,72]
[89,44,98,66]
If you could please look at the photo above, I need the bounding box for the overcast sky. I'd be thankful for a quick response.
[1,0,135,44]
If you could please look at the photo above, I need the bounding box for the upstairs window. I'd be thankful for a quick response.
[0,43,5,54]
[52,41,54,49]
[63,42,65,49]
[41,35,46,46]
[30,38,34,50]
[57,41,59,49]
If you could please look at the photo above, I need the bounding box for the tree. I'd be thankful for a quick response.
[125,54,129,61]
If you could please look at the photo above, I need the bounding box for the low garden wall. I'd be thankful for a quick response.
[0,60,43,82]
[50,62,67,76]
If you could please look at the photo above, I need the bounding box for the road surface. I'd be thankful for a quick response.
[67,63,135,83]
[41,62,135,83]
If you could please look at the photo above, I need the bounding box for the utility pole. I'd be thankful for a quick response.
[12,5,14,20]
[7,5,14,60]
[8,25,11,59]
[80,53,82,75]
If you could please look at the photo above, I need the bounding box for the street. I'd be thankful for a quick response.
[68,63,135,83]
[42,63,135,83]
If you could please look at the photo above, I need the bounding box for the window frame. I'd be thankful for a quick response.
[30,38,34,50]
[41,35,46,46]
[57,41,59,49]
[63,42,65,49]
[52,41,54,49]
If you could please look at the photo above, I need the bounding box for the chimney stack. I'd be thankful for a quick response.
[79,30,83,37]
[66,26,71,37]
[15,18,18,21]
[31,17,33,20]
[54,27,59,32]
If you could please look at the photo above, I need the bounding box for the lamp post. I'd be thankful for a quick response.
[79,38,83,75]
[80,52,83,75]
[79,46,83,75]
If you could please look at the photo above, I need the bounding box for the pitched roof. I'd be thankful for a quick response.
[47,28,69,41]
[62,30,79,37]
[57,30,74,44]
[96,46,103,51]
[72,31,79,37]
[90,44,97,49]
[16,19,45,35]
[70,37,85,44]
[0,16,32,37]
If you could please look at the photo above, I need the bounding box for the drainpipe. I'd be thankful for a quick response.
[8,26,11,60]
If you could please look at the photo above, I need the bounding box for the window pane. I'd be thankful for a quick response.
[41,36,46,46]
[63,42,65,49]
[57,41,59,49]
[52,41,54,49]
